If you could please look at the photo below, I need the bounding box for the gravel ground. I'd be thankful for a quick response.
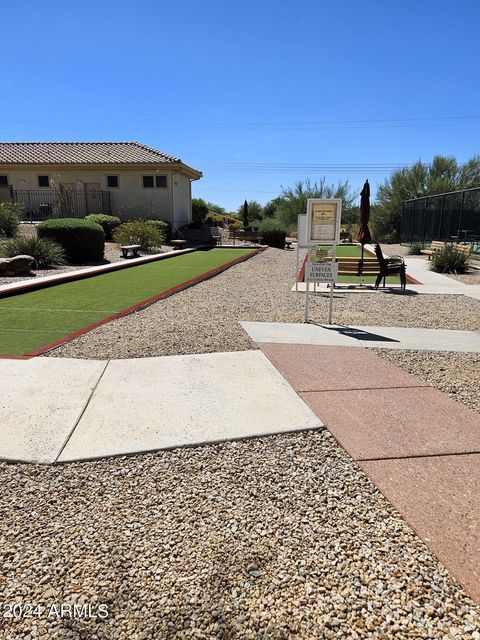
[373,350,480,414]
[1,430,479,640]
[48,247,480,360]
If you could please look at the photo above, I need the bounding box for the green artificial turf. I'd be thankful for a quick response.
[317,244,372,258]
[335,274,414,284]
[0,248,254,356]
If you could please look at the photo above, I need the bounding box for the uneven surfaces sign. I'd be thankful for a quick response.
[305,261,338,283]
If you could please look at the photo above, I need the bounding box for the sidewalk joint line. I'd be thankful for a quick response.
[54,360,110,463]
[357,450,480,463]
[299,384,430,393]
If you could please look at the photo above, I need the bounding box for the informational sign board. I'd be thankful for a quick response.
[297,214,308,248]
[306,198,342,244]
[304,243,338,324]
[305,261,338,283]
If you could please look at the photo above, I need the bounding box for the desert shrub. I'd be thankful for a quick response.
[38,218,105,263]
[146,219,171,242]
[114,221,164,252]
[408,242,424,255]
[228,220,243,231]
[214,214,225,227]
[205,215,216,227]
[430,245,470,273]
[0,202,21,238]
[1,235,65,268]
[192,198,209,223]
[259,218,287,248]
[84,214,121,241]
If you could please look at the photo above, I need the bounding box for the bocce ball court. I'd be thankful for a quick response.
[0,247,257,357]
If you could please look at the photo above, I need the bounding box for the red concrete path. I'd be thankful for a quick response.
[259,343,480,603]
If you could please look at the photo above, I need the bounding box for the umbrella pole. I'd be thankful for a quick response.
[359,243,365,287]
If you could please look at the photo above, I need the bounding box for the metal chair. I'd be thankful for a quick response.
[373,244,406,291]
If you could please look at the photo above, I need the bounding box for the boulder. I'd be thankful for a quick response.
[0,255,34,276]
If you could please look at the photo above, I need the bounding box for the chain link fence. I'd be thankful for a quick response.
[401,187,480,254]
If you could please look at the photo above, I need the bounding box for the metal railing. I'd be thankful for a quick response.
[401,187,480,253]
[10,189,111,221]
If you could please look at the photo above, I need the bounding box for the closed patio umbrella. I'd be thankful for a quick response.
[357,179,372,276]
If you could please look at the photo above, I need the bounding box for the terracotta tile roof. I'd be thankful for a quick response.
[0,142,181,165]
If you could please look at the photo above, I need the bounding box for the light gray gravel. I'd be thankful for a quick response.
[48,247,480,360]
[1,430,479,639]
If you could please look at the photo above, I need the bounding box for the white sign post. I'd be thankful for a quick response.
[302,199,342,324]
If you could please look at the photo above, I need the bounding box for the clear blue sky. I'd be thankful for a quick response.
[3,0,479,211]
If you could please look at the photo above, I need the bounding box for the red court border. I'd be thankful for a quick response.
[0,247,264,360]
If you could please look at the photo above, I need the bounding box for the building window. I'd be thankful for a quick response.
[143,176,154,188]
[38,175,49,187]
[107,175,119,188]
[143,175,167,188]
[0,175,8,186]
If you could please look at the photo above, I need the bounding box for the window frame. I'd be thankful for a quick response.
[107,175,119,188]
[155,175,167,188]
[142,175,155,188]
[0,175,8,186]
[37,175,50,188]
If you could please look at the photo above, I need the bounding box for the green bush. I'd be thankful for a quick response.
[408,242,424,255]
[38,218,105,263]
[1,235,65,269]
[259,219,287,248]
[146,219,171,243]
[430,245,470,274]
[84,214,121,241]
[192,198,209,223]
[0,202,21,238]
[205,215,217,227]
[113,221,164,252]
[228,220,243,231]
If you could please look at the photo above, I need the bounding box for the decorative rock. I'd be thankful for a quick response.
[0,254,34,275]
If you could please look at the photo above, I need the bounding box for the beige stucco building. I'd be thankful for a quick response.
[0,142,202,229]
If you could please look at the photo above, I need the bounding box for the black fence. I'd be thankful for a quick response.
[6,188,111,221]
[401,187,480,253]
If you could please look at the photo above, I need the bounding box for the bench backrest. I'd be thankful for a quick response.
[228,230,262,241]
[453,243,471,255]
[431,240,446,250]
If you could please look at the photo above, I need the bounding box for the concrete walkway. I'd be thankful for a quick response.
[241,321,480,352]
[258,342,480,603]
[0,351,321,464]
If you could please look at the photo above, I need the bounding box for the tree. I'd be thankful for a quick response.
[374,155,480,241]
[274,178,355,229]
[262,197,282,219]
[205,201,226,215]
[236,199,263,223]
[191,198,209,223]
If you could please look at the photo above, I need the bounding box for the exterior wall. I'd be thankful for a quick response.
[0,165,195,227]
[172,173,192,228]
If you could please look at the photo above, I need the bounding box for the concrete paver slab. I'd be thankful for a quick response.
[360,454,480,602]
[59,351,322,461]
[0,358,106,463]
[242,321,480,352]
[357,325,480,352]
[301,387,480,460]
[259,344,429,392]
[240,322,360,346]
